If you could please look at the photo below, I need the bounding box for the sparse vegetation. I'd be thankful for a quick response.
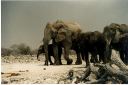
[1,43,36,57]
[1,48,12,57]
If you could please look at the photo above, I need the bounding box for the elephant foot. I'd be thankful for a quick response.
[50,63,54,65]
[44,61,49,66]
[54,61,61,65]
[54,62,62,65]
[44,63,48,66]
[75,59,82,65]
[54,63,60,65]
[67,59,73,65]
[59,62,62,65]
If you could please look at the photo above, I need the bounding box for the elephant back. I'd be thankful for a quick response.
[53,20,82,40]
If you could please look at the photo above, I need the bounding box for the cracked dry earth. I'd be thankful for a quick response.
[1,55,86,84]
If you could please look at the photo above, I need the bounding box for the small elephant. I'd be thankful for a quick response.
[103,23,128,62]
[75,31,106,67]
[37,44,62,65]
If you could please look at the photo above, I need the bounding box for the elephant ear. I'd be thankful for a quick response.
[119,24,128,33]
[46,22,57,32]
[46,22,52,28]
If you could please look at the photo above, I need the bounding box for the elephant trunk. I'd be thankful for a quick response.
[43,43,49,66]
[37,52,40,61]
[104,37,112,63]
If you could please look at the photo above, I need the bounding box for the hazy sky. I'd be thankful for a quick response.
[1,0,128,49]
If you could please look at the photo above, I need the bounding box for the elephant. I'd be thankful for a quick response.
[75,31,107,67]
[54,20,82,65]
[37,44,62,65]
[111,33,128,64]
[119,33,128,64]
[103,23,128,62]
[43,20,82,65]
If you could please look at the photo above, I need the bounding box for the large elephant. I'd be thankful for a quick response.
[43,20,82,65]
[103,23,128,62]
[72,31,107,67]
[54,20,82,65]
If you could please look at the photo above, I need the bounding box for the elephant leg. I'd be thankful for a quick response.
[92,56,98,63]
[90,55,95,63]
[108,48,112,63]
[84,52,89,67]
[119,51,125,62]
[53,43,60,65]
[98,55,102,63]
[90,51,98,63]
[37,52,40,61]
[81,51,85,61]
[125,52,128,65]
[104,46,112,63]
[44,44,49,66]
[58,57,62,65]
[48,55,53,65]
[75,51,82,65]
[99,53,106,64]
[64,46,73,65]
[58,51,62,65]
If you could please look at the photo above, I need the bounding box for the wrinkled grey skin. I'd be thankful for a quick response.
[43,22,73,65]
[55,27,82,65]
[103,23,128,62]
[54,20,82,65]
[111,33,128,64]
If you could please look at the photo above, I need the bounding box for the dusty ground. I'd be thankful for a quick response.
[1,55,86,84]
[2,51,128,84]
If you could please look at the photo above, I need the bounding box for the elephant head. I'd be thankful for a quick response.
[43,22,57,43]
[103,23,128,45]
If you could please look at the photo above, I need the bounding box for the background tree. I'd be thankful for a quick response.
[10,43,32,56]
[1,48,12,57]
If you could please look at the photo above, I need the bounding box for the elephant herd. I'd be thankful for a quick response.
[37,20,128,67]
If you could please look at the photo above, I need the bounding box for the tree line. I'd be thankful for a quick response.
[1,43,37,57]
